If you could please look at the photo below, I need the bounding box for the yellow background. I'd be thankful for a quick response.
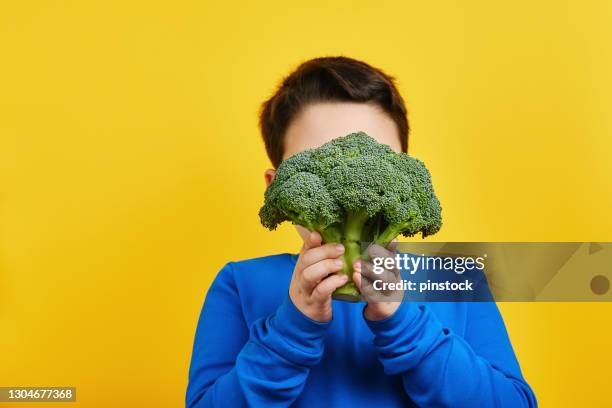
[1,1,611,406]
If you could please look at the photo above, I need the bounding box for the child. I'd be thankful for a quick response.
[186,56,537,407]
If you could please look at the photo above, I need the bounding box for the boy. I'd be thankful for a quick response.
[186,56,537,407]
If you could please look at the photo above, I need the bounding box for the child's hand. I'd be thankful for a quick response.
[289,231,348,322]
[353,243,402,321]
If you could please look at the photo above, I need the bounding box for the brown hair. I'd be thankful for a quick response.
[259,56,409,168]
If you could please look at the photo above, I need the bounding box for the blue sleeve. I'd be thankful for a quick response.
[365,301,537,408]
[186,263,329,407]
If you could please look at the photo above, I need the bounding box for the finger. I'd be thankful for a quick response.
[356,260,400,299]
[353,270,378,300]
[357,270,399,300]
[387,240,398,252]
[352,270,363,289]
[311,273,349,302]
[361,259,399,284]
[355,257,395,281]
[301,231,322,252]
[302,258,344,291]
[367,245,400,278]
[301,243,344,268]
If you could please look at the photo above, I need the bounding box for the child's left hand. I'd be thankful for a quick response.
[353,243,402,321]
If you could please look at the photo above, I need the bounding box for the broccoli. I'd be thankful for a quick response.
[259,132,442,301]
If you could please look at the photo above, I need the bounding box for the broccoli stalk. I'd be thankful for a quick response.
[316,224,342,245]
[373,220,413,248]
[259,132,442,302]
[333,211,370,300]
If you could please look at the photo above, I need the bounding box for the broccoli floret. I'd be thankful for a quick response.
[261,172,343,243]
[259,132,442,301]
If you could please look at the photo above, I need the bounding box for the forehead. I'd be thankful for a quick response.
[283,102,402,160]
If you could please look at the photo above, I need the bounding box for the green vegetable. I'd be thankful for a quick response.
[259,132,442,301]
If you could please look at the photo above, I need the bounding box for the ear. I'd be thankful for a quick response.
[264,169,276,187]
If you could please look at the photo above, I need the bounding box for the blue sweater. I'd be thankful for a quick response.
[186,253,537,407]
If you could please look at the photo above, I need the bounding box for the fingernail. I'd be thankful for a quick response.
[336,244,344,253]
[354,261,361,271]
[341,275,349,282]
[335,259,344,267]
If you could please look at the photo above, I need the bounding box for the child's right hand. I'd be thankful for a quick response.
[289,231,348,322]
